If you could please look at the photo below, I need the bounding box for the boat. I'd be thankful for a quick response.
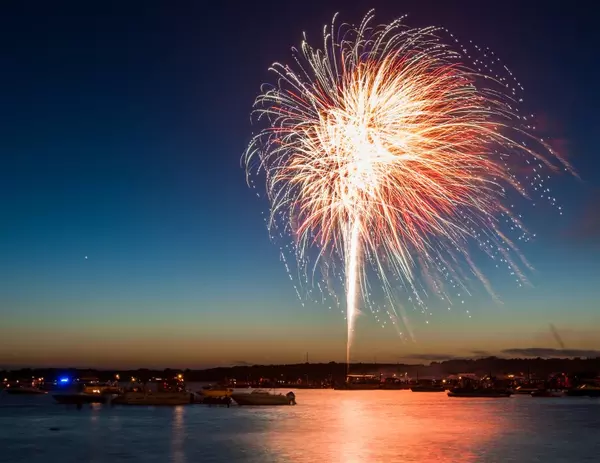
[113,391,193,405]
[531,389,565,398]
[82,384,121,395]
[232,390,296,406]
[52,379,121,405]
[199,385,233,398]
[410,385,446,392]
[448,387,512,398]
[380,378,410,390]
[334,374,381,390]
[112,373,193,405]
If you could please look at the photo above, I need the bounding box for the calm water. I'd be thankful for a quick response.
[1,388,599,462]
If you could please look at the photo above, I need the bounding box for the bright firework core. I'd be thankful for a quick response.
[244,11,572,366]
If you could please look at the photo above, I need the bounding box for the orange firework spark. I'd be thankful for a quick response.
[244,11,572,364]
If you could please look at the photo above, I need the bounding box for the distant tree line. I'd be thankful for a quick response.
[2,357,600,383]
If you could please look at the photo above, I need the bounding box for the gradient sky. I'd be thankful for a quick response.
[1,0,599,368]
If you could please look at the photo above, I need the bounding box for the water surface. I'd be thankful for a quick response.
[1,389,599,462]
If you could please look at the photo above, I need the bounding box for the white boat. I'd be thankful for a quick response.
[232,390,296,406]
[113,391,192,405]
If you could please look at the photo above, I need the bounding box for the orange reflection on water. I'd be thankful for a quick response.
[266,390,509,463]
[171,406,186,463]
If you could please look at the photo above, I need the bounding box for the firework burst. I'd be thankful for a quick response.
[244,11,572,365]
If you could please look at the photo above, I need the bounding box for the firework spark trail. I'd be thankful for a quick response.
[244,10,573,365]
[345,219,361,366]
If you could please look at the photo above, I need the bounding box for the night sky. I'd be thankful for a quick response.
[1,0,599,368]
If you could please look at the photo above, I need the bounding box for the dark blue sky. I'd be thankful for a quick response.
[1,0,599,368]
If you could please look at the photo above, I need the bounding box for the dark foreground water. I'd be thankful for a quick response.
[1,388,599,463]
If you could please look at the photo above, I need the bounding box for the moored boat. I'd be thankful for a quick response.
[380,378,410,390]
[53,379,121,405]
[112,374,193,405]
[232,390,296,406]
[82,384,121,395]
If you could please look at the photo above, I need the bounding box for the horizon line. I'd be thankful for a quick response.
[3,354,600,371]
